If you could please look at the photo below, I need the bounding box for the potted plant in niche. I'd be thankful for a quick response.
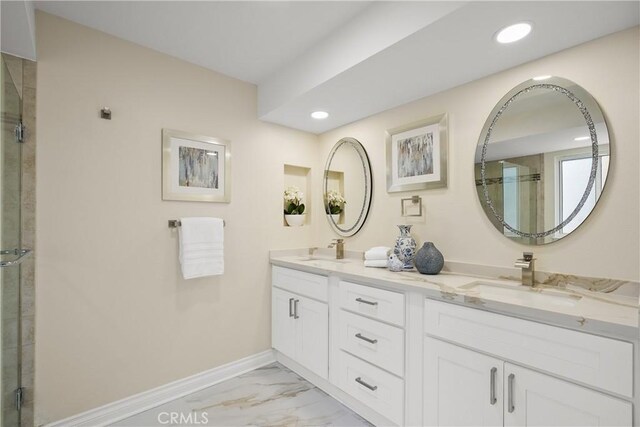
[284,186,306,226]
[325,189,346,224]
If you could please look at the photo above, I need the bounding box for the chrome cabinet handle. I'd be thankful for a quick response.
[490,367,497,405]
[293,299,300,319]
[0,249,32,268]
[355,333,378,344]
[508,373,515,413]
[355,377,377,391]
[355,297,378,306]
[288,298,294,318]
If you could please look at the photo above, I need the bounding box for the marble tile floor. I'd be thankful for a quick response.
[113,363,372,427]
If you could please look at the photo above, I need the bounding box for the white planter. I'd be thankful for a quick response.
[285,214,305,227]
[330,214,340,224]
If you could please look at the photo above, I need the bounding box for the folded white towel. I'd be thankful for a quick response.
[364,259,388,268]
[364,246,391,260]
[179,217,224,279]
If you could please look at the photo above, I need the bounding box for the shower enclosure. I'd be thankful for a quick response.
[1,53,31,426]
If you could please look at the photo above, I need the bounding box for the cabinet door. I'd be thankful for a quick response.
[295,295,329,379]
[272,287,296,359]
[504,363,632,427]
[424,337,503,427]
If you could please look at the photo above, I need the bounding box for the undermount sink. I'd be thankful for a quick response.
[293,256,351,266]
[460,281,582,308]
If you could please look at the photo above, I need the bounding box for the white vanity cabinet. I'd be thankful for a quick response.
[336,281,406,425]
[424,299,633,427]
[424,336,504,427]
[504,363,631,427]
[424,337,632,426]
[272,267,328,379]
[272,287,297,359]
[271,262,637,427]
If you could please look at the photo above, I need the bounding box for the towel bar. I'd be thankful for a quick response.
[168,219,225,228]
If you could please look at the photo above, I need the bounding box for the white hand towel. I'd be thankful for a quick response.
[179,217,224,279]
[364,246,391,260]
[364,259,388,268]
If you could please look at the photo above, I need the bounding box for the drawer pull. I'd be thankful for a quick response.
[293,299,300,319]
[355,297,378,306]
[355,377,378,391]
[288,298,294,318]
[355,333,378,344]
[508,373,515,413]
[490,367,497,405]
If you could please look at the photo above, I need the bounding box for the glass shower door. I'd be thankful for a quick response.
[1,54,24,426]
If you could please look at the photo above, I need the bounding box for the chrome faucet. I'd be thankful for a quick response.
[328,239,344,259]
[514,252,535,286]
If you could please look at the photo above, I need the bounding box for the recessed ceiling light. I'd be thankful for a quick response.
[574,136,590,141]
[495,22,532,44]
[311,111,329,120]
[533,75,552,81]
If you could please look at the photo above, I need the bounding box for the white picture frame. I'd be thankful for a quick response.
[162,129,231,202]
[386,114,448,192]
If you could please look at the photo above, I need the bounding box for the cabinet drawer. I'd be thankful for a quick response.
[340,281,405,326]
[337,351,404,425]
[272,266,328,302]
[339,310,405,377]
[424,299,633,398]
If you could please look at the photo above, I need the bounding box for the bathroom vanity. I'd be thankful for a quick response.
[270,251,639,427]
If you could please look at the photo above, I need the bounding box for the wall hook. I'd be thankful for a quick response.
[100,107,112,120]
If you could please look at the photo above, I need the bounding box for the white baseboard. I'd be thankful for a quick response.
[46,349,276,427]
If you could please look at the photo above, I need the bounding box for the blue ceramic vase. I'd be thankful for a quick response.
[415,242,444,275]
[393,225,417,269]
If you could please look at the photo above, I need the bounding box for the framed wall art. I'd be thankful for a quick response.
[386,114,448,192]
[162,129,231,202]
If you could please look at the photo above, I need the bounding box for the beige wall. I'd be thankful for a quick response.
[35,11,639,424]
[315,27,639,282]
[34,12,319,423]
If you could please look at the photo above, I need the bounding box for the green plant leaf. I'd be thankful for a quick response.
[297,204,305,215]
[284,202,297,215]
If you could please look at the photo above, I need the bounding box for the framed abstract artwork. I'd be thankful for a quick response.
[162,129,231,202]
[386,114,448,192]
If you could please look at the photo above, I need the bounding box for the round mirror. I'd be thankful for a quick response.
[324,137,372,237]
[475,77,610,245]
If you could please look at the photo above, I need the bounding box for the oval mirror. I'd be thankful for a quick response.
[475,77,611,245]
[324,137,372,237]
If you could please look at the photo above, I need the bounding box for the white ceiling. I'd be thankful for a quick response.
[35,1,372,84]
[260,1,639,133]
[28,1,640,134]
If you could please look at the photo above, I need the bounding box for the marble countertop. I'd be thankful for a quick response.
[270,250,639,341]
